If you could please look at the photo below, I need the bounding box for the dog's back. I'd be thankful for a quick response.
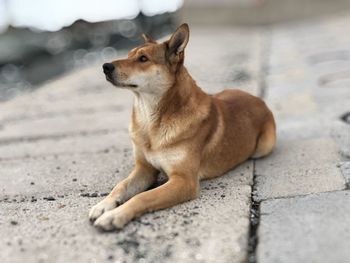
[199,89,275,179]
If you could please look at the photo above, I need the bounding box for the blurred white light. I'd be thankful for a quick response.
[0,0,8,33]
[73,49,88,62]
[1,64,20,82]
[118,20,138,38]
[84,52,99,64]
[1,0,183,32]
[7,0,140,31]
[46,32,72,54]
[140,0,183,16]
[101,47,117,61]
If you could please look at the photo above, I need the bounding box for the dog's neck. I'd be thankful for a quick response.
[133,91,160,125]
[133,66,202,127]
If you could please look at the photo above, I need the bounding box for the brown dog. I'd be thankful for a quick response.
[89,23,276,231]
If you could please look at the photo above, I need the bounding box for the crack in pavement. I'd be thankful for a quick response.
[0,105,125,125]
[0,128,122,146]
[247,28,271,263]
[0,146,125,162]
[247,161,261,263]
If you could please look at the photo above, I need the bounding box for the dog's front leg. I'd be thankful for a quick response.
[94,173,199,230]
[89,161,158,222]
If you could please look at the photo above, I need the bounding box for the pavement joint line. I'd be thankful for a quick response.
[0,147,124,163]
[340,112,350,125]
[0,105,125,125]
[255,188,350,203]
[247,28,271,263]
[0,128,120,146]
[257,28,271,99]
[247,161,261,263]
[318,69,350,86]
[339,162,350,190]
[0,192,110,204]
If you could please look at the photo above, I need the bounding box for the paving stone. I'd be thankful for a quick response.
[185,27,263,96]
[0,66,133,123]
[0,112,130,140]
[254,138,345,201]
[0,132,131,160]
[0,162,253,263]
[258,190,350,263]
[254,18,349,202]
[0,150,133,198]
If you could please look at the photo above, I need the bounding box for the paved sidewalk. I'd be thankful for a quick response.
[1,14,350,263]
[256,14,350,263]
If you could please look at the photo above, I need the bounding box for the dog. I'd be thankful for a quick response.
[89,23,276,231]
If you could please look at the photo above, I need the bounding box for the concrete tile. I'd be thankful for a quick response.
[0,111,130,140]
[0,151,134,198]
[254,138,345,201]
[0,132,132,160]
[184,27,263,96]
[258,191,350,263]
[0,162,253,263]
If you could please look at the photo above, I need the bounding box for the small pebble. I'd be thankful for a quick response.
[10,220,18,225]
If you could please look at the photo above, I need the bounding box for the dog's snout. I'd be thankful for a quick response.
[103,63,115,74]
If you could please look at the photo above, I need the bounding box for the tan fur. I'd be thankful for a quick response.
[90,24,276,230]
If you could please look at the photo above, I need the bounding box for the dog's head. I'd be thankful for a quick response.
[102,23,189,95]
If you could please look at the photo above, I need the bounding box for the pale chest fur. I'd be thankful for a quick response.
[130,121,187,174]
[144,147,187,174]
[131,119,190,175]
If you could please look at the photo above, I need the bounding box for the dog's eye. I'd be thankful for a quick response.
[139,55,148,63]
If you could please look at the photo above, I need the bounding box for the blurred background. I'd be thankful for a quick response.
[1,0,350,101]
[0,0,182,101]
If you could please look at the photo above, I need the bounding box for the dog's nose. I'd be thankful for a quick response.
[103,63,115,74]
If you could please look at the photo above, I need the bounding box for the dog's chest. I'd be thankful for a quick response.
[144,148,186,173]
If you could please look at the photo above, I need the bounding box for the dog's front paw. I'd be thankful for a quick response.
[89,199,116,222]
[93,208,130,231]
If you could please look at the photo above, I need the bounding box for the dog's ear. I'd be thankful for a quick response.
[166,23,189,56]
[142,34,157,44]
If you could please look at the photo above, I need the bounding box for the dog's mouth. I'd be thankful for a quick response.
[105,76,138,88]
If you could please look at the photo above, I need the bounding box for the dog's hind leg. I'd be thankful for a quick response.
[252,113,276,159]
